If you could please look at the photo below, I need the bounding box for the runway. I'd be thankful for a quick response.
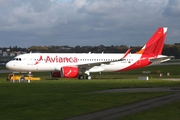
[0,70,13,73]
[66,87,180,120]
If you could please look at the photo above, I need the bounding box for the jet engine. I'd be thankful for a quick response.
[51,66,79,78]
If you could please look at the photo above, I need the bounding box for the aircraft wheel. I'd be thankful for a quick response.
[86,75,92,80]
[78,75,84,80]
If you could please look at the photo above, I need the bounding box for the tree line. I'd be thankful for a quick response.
[2,43,180,59]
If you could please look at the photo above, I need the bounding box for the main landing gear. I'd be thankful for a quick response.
[78,70,92,80]
[78,75,92,80]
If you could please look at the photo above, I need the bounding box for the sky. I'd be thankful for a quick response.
[0,0,180,48]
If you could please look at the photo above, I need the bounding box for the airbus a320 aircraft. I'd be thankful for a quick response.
[6,27,173,79]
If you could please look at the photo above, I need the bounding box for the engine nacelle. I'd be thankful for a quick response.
[51,66,79,78]
[61,66,79,78]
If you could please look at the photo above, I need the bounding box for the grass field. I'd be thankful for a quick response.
[120,100,180,120]
[0,64,180,119]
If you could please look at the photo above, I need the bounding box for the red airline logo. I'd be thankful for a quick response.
[34,55,43,65]
[34,55,78,65]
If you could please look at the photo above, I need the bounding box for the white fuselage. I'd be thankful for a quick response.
[6,53,143,72]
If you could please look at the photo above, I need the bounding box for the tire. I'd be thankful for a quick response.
[86,75,91,80]
[78,75,84,80]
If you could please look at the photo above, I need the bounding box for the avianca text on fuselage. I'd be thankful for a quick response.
[35,56,78,64]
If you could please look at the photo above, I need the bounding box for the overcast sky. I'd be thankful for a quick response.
[0,0,180,48]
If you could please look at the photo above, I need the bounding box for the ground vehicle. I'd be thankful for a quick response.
[7,74,40,82]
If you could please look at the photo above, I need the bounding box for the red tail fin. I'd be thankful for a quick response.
[136,27,167,56]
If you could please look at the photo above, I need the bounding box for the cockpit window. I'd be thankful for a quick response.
[12,58,22,61]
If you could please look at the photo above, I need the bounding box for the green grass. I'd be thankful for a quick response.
[120,100,180,120]
[0,64,180,119]
[0,66,6,70]
[0,79,179,119]
[0,82,173,120]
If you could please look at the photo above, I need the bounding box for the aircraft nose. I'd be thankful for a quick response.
[5,62,14,70]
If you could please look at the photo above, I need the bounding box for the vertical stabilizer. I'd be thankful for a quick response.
[136,27,167,56]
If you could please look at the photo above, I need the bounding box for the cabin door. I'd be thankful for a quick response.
[27,55,33,65]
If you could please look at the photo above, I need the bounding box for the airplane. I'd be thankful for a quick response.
[6,27,173,80]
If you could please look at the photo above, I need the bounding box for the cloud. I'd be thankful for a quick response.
[0,0,180,47]
[163,0,180,17]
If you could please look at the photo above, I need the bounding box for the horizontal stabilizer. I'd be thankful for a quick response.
[149,56,174,65]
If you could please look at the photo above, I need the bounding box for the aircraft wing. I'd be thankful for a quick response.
[149,56,174,65]
[80,48,131,66]
[77,49,131,72]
